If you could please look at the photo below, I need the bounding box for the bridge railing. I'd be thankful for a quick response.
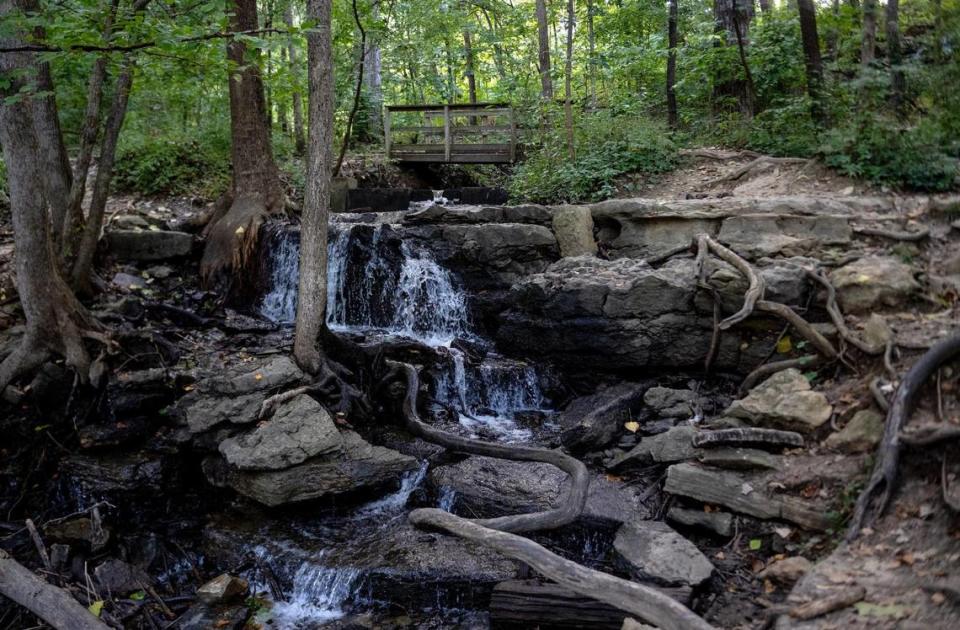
[384,103,517,164]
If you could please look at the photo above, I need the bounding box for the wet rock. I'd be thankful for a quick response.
[825,409,884,453]
[613,521,714,587]
[429,456,651,526]
[183,391,266,434]
[697,447,781,470]
[608,425,698,468]
[43,517,110,551]
[203,356,306,396]
[79,417,155,450]
[106,368,174,418]
[725,369,832,433]
[718,214,851,258]
[218,395,342,470]
[103,229,193,261]
[405,203,551,226]
[206,431,418,506]
[112,214,151,230]
[829,255,919,313]
[179,602,249,630]
[111,271,146,291]
[94,558,152,594]
[667,506,734,537]
[644,387,699,418]
[196,574,249,605]
[759,556,812,585]
[664,462,832,530]
[60,452,166,494]
[551,206,597,257]
[558,382,648,452]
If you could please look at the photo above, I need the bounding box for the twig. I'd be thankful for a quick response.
[788,585,866,620]
[25,519,51,571]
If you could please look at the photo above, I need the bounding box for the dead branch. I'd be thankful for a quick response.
[787,585,866,620]
[408,509,715,630]
[25,519,51,571]
[0,550,110,630]
[847,333,960,540]
[854,226,930,242]
[389,361,588,533]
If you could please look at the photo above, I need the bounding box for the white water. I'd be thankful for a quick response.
[269,554,362,626]
[355,461,428,517]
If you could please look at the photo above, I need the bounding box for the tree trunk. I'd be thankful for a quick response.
[284,5,306,154]
[758,0,770,11]
[587,0,596,107]
[860,0,877,65]
[362,6,383,138]
[536,0,553,100]
[667,0,679,129]
[70,59,135,294]
[713,0,755,118]
[563,0,574,159]
[885,0,904,116]
[463,28,478,105]
[334,0,366,176]
[797,0,826,124]
[294,0,334,374]
[0,0,101,394]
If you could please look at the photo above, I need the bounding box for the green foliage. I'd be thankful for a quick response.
[509,109,678,204]
[113,129,231,198]
[821,117,958,192]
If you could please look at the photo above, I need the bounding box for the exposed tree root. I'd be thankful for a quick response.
[869,376,891,412]
[679,148,762,161]
[694,234,765,330]
[0,549,110,630]
[854,225,930,242]
[942,454,960,512]
[806,269,890,356]
[900,424,960,447]
[407,509,715,630]
[703,156,812,186]
[755,301,838,359]
[740,355,821,395]
[846,333,960,540]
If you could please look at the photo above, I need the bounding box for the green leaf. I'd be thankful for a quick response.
[130,591,146,601]
[748,538,762,551]
[854,602,910,619]
[88,600,104,617]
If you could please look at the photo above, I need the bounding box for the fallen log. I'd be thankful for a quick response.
[0,549,110,630]
[409,509,714,630]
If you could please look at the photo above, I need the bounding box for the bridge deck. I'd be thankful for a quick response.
[385,103,517,164]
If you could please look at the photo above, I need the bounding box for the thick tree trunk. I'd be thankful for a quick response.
[284,5,306,154]
[563,0,574,159]
[71,59,135,294]
[294,0,334,374]
[885,0,904,115]
[201,0,285,284]
[797,0,826,124]
[0,0,101,394]
[667,0,679,129]
[536,0,552,100]
[860,0,877,65]
[713,0,755,118]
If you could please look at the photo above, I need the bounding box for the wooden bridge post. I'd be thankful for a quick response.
[384,107,392,158]
[443,104,452,163]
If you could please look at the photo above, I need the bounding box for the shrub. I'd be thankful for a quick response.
[509,111,678,204]
[113,130,231,198]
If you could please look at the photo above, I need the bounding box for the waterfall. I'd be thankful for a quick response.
[355,461,428,517]
[259,226,301,324]
[438,486,457,512]
[270,557,362,625]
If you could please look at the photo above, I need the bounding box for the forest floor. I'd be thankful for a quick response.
[1,150,960,629]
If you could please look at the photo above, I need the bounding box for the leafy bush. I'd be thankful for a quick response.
[821,116,959,192]
[746,97,820,158]
[113,130,231,198]
[509,111,678,204]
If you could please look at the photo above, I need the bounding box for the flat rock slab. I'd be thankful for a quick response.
[104,229,193,261]
[725,369,832,433]
[664,461,841,530]
[829,255,920,314]
[609,425,698,468]
[206,431,418,506]
[613,521,714,587]
[218,395,342,470]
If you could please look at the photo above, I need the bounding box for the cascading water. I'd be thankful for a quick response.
[268,553,362,626]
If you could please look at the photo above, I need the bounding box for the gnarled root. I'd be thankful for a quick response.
[846,333,960,540]
[703,156,812,187]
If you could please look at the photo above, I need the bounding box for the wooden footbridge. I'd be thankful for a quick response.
[384,103,517,164]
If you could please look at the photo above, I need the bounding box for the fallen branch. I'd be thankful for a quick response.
[846,333,960,540]
[0,550,110,630]
[408,508,714,630]
[788,585,866,621]
[854,226,930,242]
[704,156,811,186]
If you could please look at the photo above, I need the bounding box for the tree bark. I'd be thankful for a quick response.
[713,0,755,118]
[0,0,101,394]
[284,5,306,154]
[463,28,478,105]
[587,0,596,107]
[885,0,904,116]
[294,0,334,374]
[335,0,366,176]
[860,0,877,65]
[667,0,679,129]
[797,0,826,124]
[362,3,383,138]
[71,58,135,294]
[563,0,574,159]
[536,0,553,100]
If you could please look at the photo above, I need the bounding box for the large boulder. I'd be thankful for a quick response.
[829,255,919,313]
[429,456,651,526]
[725,369,832,433]
[103,229,194,261]
[218,395,342,470]
[204,431,418,506]
[551,205,597,257]
[613,521,714,588]
[558,382,648,452]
